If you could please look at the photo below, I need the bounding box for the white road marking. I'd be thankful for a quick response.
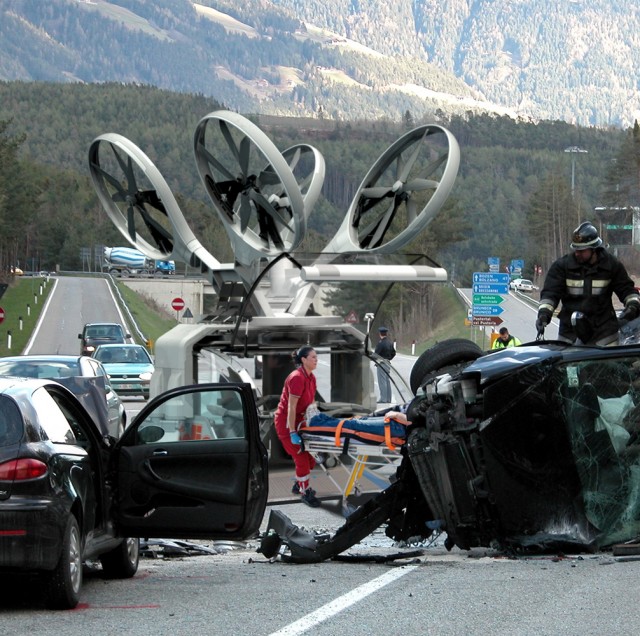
[267,565,418,636]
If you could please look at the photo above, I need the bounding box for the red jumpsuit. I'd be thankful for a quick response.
[274,367,317,490]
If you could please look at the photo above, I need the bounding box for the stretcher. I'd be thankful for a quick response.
[298,414,406,501]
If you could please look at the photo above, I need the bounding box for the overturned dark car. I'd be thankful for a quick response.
[263,336,640,561]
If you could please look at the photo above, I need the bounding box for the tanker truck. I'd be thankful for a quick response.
[104,247,175,277]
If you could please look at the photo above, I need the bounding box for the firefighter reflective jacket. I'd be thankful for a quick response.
[538,249,640,344]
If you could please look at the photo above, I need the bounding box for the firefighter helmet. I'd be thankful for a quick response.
[570,221,603,250]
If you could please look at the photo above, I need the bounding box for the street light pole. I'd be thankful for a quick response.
[564,146,588,198]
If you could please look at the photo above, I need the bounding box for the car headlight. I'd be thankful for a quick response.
[139,372,153,381]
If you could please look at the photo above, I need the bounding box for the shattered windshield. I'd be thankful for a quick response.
[560,356,640,546]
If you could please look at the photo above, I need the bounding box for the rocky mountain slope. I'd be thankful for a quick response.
[1,0,638,127]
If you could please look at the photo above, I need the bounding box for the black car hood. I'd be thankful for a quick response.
[463,343,567,386]
[56,376,112,438]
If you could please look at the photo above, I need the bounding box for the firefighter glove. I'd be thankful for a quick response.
[536,310,551,335]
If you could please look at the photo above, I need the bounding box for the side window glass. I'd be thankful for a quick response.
[89,359,105,378]
[0,395,23,446]
[562,357,640,543]
[32,388,77,444]
[135,388,246,444]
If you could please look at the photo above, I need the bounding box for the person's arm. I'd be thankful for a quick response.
[384,411,409,425]
[611,259,640,320]
[287,394,300,432]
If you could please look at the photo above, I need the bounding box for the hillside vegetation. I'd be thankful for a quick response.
[1,81,640,346]
[1,0,640,126]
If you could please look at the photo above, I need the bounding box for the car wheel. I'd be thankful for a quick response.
[99,538,140,578]
[44,515,83,610]
[410,338,483,394]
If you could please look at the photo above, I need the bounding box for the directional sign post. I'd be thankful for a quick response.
[472,294,504,305]
[471,272,508,329]
[471,316,504,327]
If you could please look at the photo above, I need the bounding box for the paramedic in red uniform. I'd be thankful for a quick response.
[274,346,322,507]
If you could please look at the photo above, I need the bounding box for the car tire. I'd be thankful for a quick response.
[44,515,83,610]
[410,338,483,394]
[99,538,140,579]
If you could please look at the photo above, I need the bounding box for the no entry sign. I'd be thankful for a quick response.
[0,307,4,323]
[171,297,185,312]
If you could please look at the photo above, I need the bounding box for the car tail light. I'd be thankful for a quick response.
[0,458,48,481]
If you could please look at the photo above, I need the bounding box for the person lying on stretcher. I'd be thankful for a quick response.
[300,403,412,448]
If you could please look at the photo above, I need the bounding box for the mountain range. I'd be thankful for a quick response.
[1,0,639,127]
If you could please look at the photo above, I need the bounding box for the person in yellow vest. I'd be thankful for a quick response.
[492,327,522,349]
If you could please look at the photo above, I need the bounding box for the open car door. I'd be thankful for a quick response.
[112,383,268,539]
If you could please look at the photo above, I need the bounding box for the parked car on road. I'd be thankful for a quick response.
[509,278,534,292]
[79,322,130,356]
[0,378,267,609]
[93,344,154,399]
[0,354,126,437]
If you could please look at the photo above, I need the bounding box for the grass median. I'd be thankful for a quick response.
[0,276,52,356]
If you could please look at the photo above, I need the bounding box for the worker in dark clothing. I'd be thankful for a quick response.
[536,221,640,345]
[374,326,396,402]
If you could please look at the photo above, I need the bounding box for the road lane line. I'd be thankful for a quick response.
[267,565,418,636]
[23,277,59,354]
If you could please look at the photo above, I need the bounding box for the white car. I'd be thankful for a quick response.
[509,278,534,292]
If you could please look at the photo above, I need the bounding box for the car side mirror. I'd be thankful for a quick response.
[138,426,165,443]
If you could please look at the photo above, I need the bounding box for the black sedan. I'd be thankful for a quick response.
[0,377,267,608]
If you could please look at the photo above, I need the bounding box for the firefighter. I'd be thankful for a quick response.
[536,221,640,345]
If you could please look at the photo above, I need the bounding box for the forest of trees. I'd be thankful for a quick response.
[1,81,640,344]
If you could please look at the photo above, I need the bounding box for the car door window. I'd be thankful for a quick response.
[136,388,246,444]
[32,387,77,444]
[0,396,23,446]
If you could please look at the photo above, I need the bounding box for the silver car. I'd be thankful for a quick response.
[0,355,127,437]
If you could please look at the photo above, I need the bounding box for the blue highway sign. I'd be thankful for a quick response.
[472,283,509,295]
[472,305,505,316]
[472,272,510,284]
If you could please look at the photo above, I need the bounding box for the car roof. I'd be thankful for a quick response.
[84,322,123,327]
[95,343,143,349]
[0,375,111,437]
[0,354,86,363]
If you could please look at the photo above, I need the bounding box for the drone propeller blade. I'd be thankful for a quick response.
[250,190,294,232]
[239,136,251,176]
[239,194,252,232]
[361,186,392,199]
[402,178,439,192]
[127,205,136,241]
[91,161,127,195]
[422,152,448,178]
[196,142,236,181]
[286,146,302,171]
[397,129,427,182]
[219,120,242,169]
[361,199,396,248]
[257,168,283,187]
[138,190,168,215]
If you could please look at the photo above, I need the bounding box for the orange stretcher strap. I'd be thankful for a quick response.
[384,422,395,451]
[335,419,347,446]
